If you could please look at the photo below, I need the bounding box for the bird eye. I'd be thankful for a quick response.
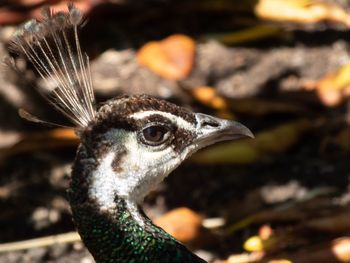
[141,125,171,146]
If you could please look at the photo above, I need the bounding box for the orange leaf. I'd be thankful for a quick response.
[304,61,350,107]
[191,86,230,111]
[137,34,195,80]
[332,237,350,262]
[154,207,202,244]
[255,0,350,27]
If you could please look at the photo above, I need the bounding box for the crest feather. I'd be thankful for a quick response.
[9,4,96,128]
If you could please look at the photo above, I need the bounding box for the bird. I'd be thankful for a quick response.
[7,4,253,263]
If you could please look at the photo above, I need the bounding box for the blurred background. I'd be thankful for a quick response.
[1,0,350,262]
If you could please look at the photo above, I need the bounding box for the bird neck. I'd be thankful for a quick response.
[68,145,206,263]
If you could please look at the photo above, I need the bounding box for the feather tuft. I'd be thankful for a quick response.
[8,4,96,128]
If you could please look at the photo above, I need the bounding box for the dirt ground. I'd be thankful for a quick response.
[1,1,350,262]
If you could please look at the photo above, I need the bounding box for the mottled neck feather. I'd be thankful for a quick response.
[69,145,206,263]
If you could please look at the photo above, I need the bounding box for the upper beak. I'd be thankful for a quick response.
[194,113,254,149]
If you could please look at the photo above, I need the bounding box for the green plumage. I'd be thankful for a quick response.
[71,198,205,263]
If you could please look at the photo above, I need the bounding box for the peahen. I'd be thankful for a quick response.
[8,4,253,263]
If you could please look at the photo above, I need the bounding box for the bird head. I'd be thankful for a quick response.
[81,95,253,208]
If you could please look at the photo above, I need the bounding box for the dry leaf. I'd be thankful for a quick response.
[255,0,350,27]
[259,224,274,240]
[191,86,230,111]
[154,207,203,245]
[244,225,278,253]
[137,34,195,80]
[244,236,265,252]
[191,86,234,119]
[304,62,350,107]
[332,238,350,262]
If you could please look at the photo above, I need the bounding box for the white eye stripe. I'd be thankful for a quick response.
[130,111,195,131]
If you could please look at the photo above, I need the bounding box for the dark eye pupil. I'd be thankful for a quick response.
[143,126,166,142]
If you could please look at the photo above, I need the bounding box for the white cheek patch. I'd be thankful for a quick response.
[88,130,181,226]
[88,113,199,225]
[130,110,196,132]
[122,133,177,200]
[88,129,177,198]
[89,129,130,211]
[89,151,117,211]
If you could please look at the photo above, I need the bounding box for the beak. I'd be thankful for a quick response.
[194,113,254,149]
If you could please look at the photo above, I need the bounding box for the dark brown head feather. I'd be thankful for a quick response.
[82,94,196,137]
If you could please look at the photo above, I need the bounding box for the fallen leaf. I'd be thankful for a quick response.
[255,0,350,27]
[332,238,350,262]
[244,225,280,253]
[191,86,234,119]
[259,224,273,240]
[304,61,350,107]
[137,34,195,80]
[244,236,265,252]
[191,86,230,111]
[154,207,213,248]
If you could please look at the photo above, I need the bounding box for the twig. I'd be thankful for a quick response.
[0,232,81,253]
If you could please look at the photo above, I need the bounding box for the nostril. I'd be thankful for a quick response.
[196,113,222,128]
[202,120,219,128]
